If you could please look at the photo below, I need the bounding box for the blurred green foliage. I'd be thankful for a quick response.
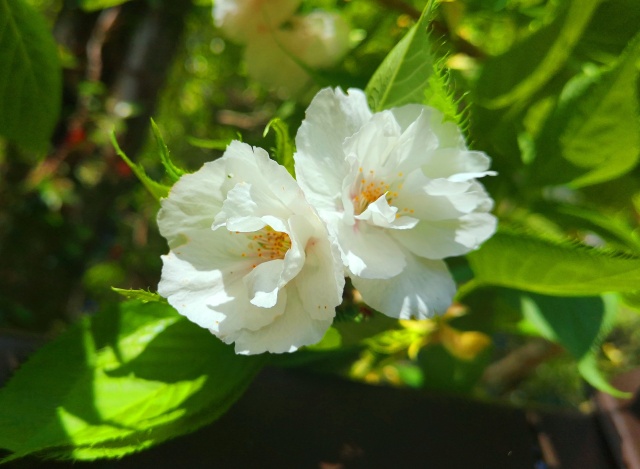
[1,0,640,462]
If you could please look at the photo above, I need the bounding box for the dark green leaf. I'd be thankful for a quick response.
[579,0,640,60]
[417,343,492,394]
[0,0,61,151]
[0,300,265,461]
[475,0,600,109]
[519,293,627,396]
[468,229,640,296]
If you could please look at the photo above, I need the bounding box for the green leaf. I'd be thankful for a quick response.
[365,1,450,113]
[519,293,628,397]
[579,0,640,60]
[111,287,166,304]
[263,118,295,176]
[531,32,640,187]
[186,136,235,150]
[78,0,131,11]
[0,300,265,461]
[547,203,640,252]
[475,0,601,109]
[417,343,492,394]
[468,229,640,296]
[0,0,61,151]
[151,119,186,183]
[110,132,170,200]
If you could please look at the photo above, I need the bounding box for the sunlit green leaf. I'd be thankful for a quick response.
[0,300,265,461]
[475,0,600,109]
[151,119,186,183]
[263,117,295,176]
[110,132,170,201]
[365,1,450,113]
[546,203,640,252]
[520,293,627,397]
[78,0,131,11]
[0,0,61,151]
[111,288,166,304]
[532,32,640,187]
[468,230,640,296]
[305,326,342,351]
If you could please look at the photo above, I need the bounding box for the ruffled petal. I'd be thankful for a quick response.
[157,162,226,248]
[425,148,495,181]
[355,194,397,226]
[351,255,456,319]
[243,12,349,95]
[342,111,401,175]
[392,108,441,175]
[158,229,285,333]
[229,285,333,355]
[291,215,345,320]
[335,221,406,279]
[295,88,372,212]
[214,0,302,44]
[222,141,308,216]
[391,212,497,259]
[243,259,285,308]
[244,30,312,96]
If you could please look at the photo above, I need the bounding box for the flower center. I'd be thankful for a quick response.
[241,226,291,268]
[352,168,399,215]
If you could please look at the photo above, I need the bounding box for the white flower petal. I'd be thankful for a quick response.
[215,282,287,335]
[295,88,372,212]
[213,183,258,229]
[158,163,226,248]
[222,216,266,232]
[291,216,345,320]
[355,194,398,226]
[275,12,350,70]
[342,111,401,174]
[213,0,302,44]
[351,255,456,320]
[391,104,465,148]
[244,12,350,96]
[159,138,344,354]
[222,141,307,216]
[389,103,426,131]
[243,259,285,308]
[392,212,497,259]
[159,229,284,332]
[393,109,441,175]
[294,88,497,320]
[335,221,406,279]
[230,285,333,355]
[425,148,494,180]
[394,173,495,222]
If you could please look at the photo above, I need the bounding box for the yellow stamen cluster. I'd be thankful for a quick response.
[240,226,291,269]
[351,168,414,218]
[352,168,405,216]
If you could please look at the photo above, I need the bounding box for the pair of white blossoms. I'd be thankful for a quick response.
[158,88,497,355]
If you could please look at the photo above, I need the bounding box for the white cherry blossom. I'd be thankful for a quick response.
[294,87,497,319]
[213,0,302,44]
[158,141,344,354]
[245,12,350,96]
